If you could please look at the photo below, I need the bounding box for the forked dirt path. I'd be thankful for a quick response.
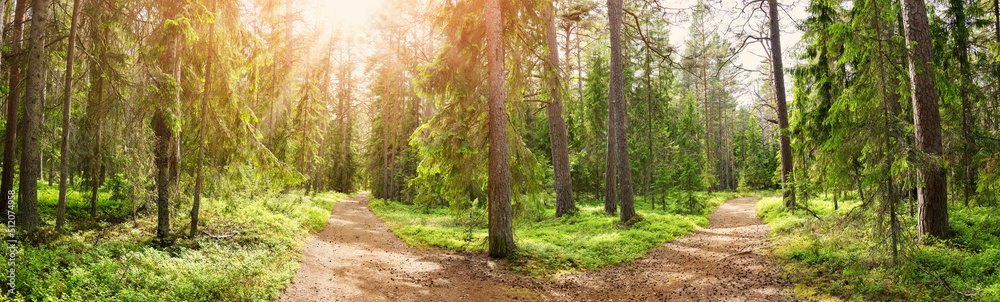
[281,194,794,301]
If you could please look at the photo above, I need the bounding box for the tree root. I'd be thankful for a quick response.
[911,256,981,298]
[203,230,240,239]
[720,243,776,260]
[795,204,824,221]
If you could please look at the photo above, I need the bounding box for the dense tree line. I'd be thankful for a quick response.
[790,0,1000,246]
[0,0,361,239]
[2,0,993,264]
[362,0,787,257]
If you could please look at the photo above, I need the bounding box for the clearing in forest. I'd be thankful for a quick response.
[280,194,794,301]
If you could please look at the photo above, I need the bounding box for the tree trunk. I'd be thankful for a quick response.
[834,189,839,210]
[57,0,84,232]
[995,0,1000,133]
[646,49,653,210]
[89,153,101,217]
[340,42,355,193]
[47,127,54,187]
[604,82,618,215]
[545,4,575,218]
[768,0,795,208]
[576,25,583,106]
[87,35,106,218]
[486,0,514,258]
[18,0,53,235]
[381,38,392,200]
[315,39,332,193]
[389,43,401,202]
[1,0,27,215]
[608,0,635,223]
[0,3,5,72]
[155,2,184,239]
[154,109,172,239]
[564,24,572,80]
[951,0,975,207]
[901,0,949,240]
[604,25,619,215]
[192,0,215,238]
[702,72,710,192]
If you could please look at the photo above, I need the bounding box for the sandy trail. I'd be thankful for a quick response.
[281,194,793,301]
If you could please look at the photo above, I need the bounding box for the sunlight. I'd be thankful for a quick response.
[302,0,385,29]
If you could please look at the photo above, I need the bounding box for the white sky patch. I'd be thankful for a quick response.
[302,0,386,29]
[662,0,810,107]
[297,0,812,108]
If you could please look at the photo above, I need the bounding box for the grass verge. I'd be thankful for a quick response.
[757,195,1000,301]
[4,184,348,301]
[369,191,763,275]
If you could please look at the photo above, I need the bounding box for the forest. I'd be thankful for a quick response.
[0,0,998,300]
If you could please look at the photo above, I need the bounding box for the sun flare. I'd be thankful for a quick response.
[302,0,386,28]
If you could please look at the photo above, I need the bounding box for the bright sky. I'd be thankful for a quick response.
[306,0,809,107]
[302,0,386,29]
[664,0,809,107]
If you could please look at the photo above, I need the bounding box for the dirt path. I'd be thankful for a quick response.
[281,195,793,301]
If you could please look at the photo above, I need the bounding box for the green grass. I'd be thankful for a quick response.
[33,183,129,226]
[370,190,763,275]
[757,194,1000,301]
[4,185,348,301]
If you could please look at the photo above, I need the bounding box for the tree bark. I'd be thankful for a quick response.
[546,4,575,217]
[901,0,949,240]
[576,25,583,107]
[315,39,332,193]
[388,39,401,201]
[1,0,27,215]
[604,84,618,214]
[86,26,106,218]
[995,0,1000,132]
[702,71,710,192]
[950,0,975,206]
[768,0,794,208]
[486,0,515,258]
[380,38,393,200]
[154,109,172,239]
[155,2,184,239]
[192,0,215,238]
[18,0,53,235]
[608,0,635,223]
[604,13,618,215]
[646,49,653,210]
[57,0,84,232]
[995,0,1000,133]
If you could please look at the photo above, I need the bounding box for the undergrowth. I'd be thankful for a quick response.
[3,185,348,301]
[757,195,1000,301]
[369,190,763,275]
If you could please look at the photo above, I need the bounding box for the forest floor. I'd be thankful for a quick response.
[280,194,797,301]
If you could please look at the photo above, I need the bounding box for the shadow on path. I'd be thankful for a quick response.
[280,193,551,301]
[281,195,794,301]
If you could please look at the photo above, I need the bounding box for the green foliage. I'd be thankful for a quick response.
[370,192,753,274]
[567,47,610,200]
[759,195,1000,301]
[7,186,348,301]
[663,96,708,194]
[35,184,125,224]
[363,37,421,201]
[674,1,744,192]
[733,109,780,191]
[410,0,546,220]
[977,155,1000,206]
